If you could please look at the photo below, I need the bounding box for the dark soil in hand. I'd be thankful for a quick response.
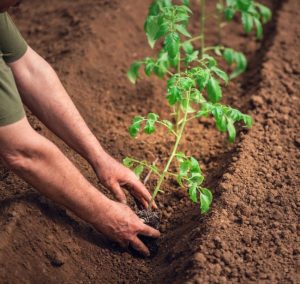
[134,209,160,257]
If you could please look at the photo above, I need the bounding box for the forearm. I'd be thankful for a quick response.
[0,119,109,224]
[9,47,104,166]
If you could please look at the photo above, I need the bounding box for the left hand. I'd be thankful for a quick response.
[93,152,156,209]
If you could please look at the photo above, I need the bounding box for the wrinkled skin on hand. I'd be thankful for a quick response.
[94,152,157,209]
[92,200,160,256]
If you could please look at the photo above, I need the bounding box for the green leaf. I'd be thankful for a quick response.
[223,48,234,65]
[147,112,159,121]
[127,62,143,84]
[167,86,182,105]
[230,51,247,79]
[179,160,190,175]
[227,118,236,142]
[253,17,263,39]
[165,32,180,59]
[182,41,194,54]
[123,157,133,168]
[144,16,160,48]
[200,188,213,213]
[189,184,198,203]
[207,77,222,103]
[180,77,195,90]
[211,67,229,84]
[256,3,272,23]
[144,58,155,76]
[185,50,199,65]
[195,70,210,91]
[176,152,187,163]
[196,102,214,117]
[188,172,204,185]
[237,0,252,11]
[176,24,191,37]
[133,165,144,178]
[177,174,184,188]
[242,12,253,33]
[224,7,235,21]
[129,116,143,137]
[190,89,206,104]
[203,54,217,68]
[190,157,201,173]
[182,0,190,6]
[242,114,253,128]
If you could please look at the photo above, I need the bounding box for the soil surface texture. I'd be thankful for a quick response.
[0,0,299,283]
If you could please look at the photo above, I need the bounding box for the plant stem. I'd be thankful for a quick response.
[149,91,190,209]
[200,0,206,58]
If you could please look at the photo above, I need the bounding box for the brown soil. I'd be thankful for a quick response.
[0,0,299,283]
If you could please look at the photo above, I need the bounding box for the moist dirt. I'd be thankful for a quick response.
[0,0,299,283]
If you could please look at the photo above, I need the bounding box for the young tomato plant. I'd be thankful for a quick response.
[215,0,272,78]
[124,0,254,214]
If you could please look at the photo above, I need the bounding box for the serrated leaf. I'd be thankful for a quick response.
[237,0,252,11]
[144,119,156,134]
[129,116,143,137]
[223,48,234,65]
[176,24,191,37]
[256,3,272,23]
[182,41,194,54]
[179,160,190,175]
[224,7,235,21]
[133,165,144,178]
[176,152,187,163]
[127,62,143,84]
[211,67,229,84]
[123,157,133,168]
[195,71,210,91]
[165,32,180,59]
[242,114,253,128]
[200,188,213,213]
[167,86,182,105]
[182,0,190,6]
[227,118,236,142]
[185,50,199,65]
[144,58,155,76]
[189,184,198,203]
[144,16,160,48]
[242,12,253,33]
[253,17,263,39]
[147,112,159,121]
[207,77,222,103]
[190,157,201,173]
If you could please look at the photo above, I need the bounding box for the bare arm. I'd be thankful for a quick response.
[0,117,160,256]
[9,47,154,207]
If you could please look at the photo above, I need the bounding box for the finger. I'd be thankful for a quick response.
[139,224,161,238]
[110,182,127,204]
[129,179,158,209]
[130,237,150,257]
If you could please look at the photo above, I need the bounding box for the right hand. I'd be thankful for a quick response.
[92,199,160,256]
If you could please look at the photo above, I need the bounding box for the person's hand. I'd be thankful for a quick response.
[93,152,156,208]
[92,199,160,256]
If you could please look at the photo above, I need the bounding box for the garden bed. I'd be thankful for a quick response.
[0,0,299,283]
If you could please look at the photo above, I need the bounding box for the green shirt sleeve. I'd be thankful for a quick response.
[0,12,28,63]
[0,12,26,126]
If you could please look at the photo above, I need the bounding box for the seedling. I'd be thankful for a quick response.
[124,0,269,214]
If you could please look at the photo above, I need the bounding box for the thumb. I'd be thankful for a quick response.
[110,182,127,204]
